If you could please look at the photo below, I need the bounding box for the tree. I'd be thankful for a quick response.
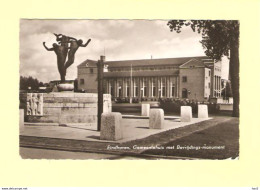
[221,80,233,98]
[39,82,44,87]
[167,20,239,117]
[19,76,44,91]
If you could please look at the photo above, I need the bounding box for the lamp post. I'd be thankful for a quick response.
[130,64,133,104]
[97,56,105,131]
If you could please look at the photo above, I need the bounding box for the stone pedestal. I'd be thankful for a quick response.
[57,83,74,92]
[198,105,208,118]
[149,109,164,129]
[23,93,111,124]
[100,112,123,141]
[181,106,192,122]
[141,104,150,116]
[19,109,24,128]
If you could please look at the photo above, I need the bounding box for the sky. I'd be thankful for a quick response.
[20,20,229,83]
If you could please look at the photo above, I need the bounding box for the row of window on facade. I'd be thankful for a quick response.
[104,76,180,98]
[80,76,211,95]
[107,85,175,98]
[107,85,193,99]
[109,66,179,72]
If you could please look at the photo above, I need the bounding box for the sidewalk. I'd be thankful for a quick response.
[20,115,211,143]
[19,115,238,159]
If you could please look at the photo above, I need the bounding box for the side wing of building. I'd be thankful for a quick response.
[77,59,98,93]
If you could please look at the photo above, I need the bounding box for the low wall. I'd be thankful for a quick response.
[219,104,233,111]
[24,93,111,124]
[210,97,233,104]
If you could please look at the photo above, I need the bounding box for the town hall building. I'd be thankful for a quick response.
[77,56,223,102]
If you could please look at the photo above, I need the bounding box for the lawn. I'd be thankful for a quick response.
[142,117,239,159]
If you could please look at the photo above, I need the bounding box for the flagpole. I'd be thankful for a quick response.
[130,64,133,104]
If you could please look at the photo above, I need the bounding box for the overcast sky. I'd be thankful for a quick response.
[20,19,229,83]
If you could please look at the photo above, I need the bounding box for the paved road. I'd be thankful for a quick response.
[19,147,144,160]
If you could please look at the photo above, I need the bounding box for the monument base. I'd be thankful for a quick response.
[57,83,74,92]
[24,93,111,124]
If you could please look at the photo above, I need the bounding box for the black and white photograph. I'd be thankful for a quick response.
[19,19,239,160]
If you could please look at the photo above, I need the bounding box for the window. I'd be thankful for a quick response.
[80,79,84,85]
[161,78,166,97]
[152,78,156,97]
[153,87,156,97]
[182,88,188,98]
[118,80,122,97]
[208,82,211,88]
[171,86,175,97]
[90,68,94,74]
[162,87,166,97]
[119,88,122,97]
[182,76,187,82]
[126,79,130,97]
[111,86,114,96]
[143,78,147,97]
[144,87,147,97]
[133,78,138,97]
[135,86,138,97]
[209,70,211,76]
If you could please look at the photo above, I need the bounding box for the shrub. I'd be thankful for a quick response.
[159,99,220,114]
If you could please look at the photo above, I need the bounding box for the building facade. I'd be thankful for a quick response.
[77,56,223,101]
[77,60,98,93]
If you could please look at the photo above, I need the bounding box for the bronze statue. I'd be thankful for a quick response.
[65,39,91,69]
[43,42,68,82]
[43,34,91,83]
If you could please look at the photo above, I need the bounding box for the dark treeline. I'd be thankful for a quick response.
[20,76,46,90]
